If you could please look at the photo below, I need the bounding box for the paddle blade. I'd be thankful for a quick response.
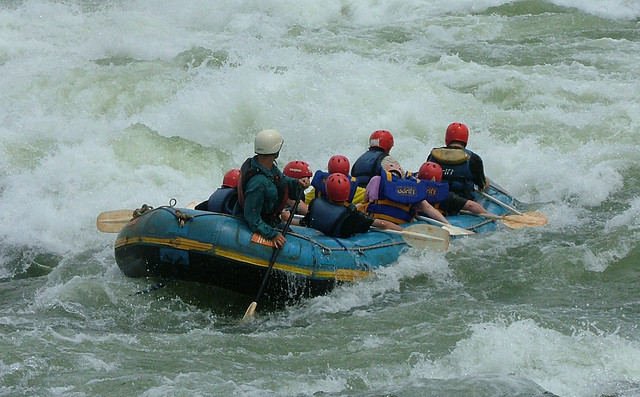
[416,215,475,236]
[96,209,134,233]
[501,211,548,229]
[442,224,475,236]
[242,301,257,321]
[399,223,450,251]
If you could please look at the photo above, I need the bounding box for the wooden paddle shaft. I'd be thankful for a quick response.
[478,191,523,215]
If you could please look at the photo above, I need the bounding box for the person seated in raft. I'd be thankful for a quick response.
[426,122,489,200]
[364,156,450,225]
[305,154,366,205]
[235,129,305,249]
[416,161,493,217]
[193,168,240,214]
[351,129,394,188]
[282,160,313,216]
[300,173,401,238]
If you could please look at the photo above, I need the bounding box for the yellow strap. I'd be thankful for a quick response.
[352,187,366,204]
[375,199,412,212]
[371,212,408,225]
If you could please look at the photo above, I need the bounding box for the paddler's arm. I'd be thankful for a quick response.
[469,152,488,191]
[415,200,450,224]
[284,175,306,202]
[372,219,402,231]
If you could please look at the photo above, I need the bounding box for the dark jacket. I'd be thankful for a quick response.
[427,146,486,199]
[304,197,374,238]
[351,148,388,187]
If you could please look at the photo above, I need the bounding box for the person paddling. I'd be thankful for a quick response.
[351,129,394,187]
[194,168,240,214]
[282,160,313,216]
[364,156,450,225]
[416,161,492,217]
[303,173,401,238]
[306,155,366,205]
[426,122,488,200]
[235,129,305,249]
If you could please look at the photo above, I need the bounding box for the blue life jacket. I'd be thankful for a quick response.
[311,170,358,202]
[351,148,388,187]
[367,171,427,224]
[428,147,475,198]
[422,180,449,205]
[410,172,450,205]
[206,187,238,215]
[310,170,330,198]
[307,198,350,237]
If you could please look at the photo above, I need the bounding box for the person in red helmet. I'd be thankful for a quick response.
[282,160,313,216]
[306,154,367,205]
[351,129,394,187]
[301,173,400,237]
[283,160,313,188]
[327,154,350,175]
[426,122,488,200]
[417,161,442,182]
[364,156,450,225]
[416,161,492,216]
[194,168,241,214]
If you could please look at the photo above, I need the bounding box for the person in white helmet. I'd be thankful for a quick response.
[235,129,305,248]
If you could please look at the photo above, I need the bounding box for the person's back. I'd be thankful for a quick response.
[364,157,426,224]
[415,162,451,210]
[194,168,240,214]
[365,157,450,225]
[206,187,238,214]
[351,130,394,187]
[308,154,363,204]
[417,161,493,217]
[283,160,313,215]
[305,173,400,237]
[427,122,487,199]
[235,129,304,249]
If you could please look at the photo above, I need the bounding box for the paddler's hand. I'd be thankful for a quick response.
[299,177,311,189]
[272,232,286,249]
[479,177,490,192]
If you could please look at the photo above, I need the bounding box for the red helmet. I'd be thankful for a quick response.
[418,162,442,182]
[327,155,350,175]
[222,168,241,188]
[325,173,351,202]
[369,129,394,153]
[283,160,312,179]
[445,122,469,146]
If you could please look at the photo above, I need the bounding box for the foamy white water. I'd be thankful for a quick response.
[1,1,639,396]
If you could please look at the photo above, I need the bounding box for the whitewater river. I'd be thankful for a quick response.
[1,1,639,396]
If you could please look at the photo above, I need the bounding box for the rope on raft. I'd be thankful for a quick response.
[147,202,408,253]
[134,199,197,228]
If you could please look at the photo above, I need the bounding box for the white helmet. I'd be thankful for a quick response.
[254,129,284,155]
